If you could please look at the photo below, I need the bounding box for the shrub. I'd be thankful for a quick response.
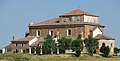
[84,35,98,56]
[42,35,56,54]
[100,43,110,57]
[36,46,41,55]
[114,47,120,56]
[0,49,2,53]
[23,49,29,53]
[59,37,72,54]
[75,49,81,57]
[71,35,83,57]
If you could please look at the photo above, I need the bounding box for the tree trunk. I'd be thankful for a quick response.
[51,48,53,54]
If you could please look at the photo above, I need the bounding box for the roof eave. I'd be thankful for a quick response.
[96,38,115,40]
[59,14,99,17]
[11,41,29,42]
[29,23,105,28]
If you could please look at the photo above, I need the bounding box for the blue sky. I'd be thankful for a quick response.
[0,0,120,49]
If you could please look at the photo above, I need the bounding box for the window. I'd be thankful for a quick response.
[111,43,112,47]
[15,49,18,53]
[67,29,72,36]
[38,31,40,36]
[36,30,40,37]
[72,16,78,21]
[15,43,18,47]
[56,21,60,23]
[64,17,69,21]
[21,43,23,47]
[49,30,54,37]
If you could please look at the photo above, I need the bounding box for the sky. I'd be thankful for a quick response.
[0,0,120,49]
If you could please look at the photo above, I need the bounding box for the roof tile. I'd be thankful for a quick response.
[30,18,104,27]
[95,34,115,40]
[59,8,98,17]
[12,36,35,42]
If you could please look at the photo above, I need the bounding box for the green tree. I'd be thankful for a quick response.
[31,47,35,54]
[114,47,120,56]
[71,37,83,57]
[59,37,72,53]
[100,43,110,57]
[36,46,41,55]
[42,35,56,54]
[0,49,2,53]
[84,35,99,56]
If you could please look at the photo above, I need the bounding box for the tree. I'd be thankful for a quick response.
[31,47,35,54]
[84,35,99,56]
[71,37,83,57]
[42,35,56,54]
[0,49,2,53]
[59,37,72,53]
[75,49,81,57]
[36,46,41,55]
[100,43,110,57]
[114,47,120,56]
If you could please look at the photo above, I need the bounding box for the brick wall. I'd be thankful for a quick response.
[29,25,104,40]
[10,42,29,53]
[29,26,84,40]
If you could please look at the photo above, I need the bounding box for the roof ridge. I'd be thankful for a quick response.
[12,36,36,42]
[30,18,59,26]
[59,8,98,17]
[95,34,115,40]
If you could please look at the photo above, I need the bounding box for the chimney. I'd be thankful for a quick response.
[12,36,15,41]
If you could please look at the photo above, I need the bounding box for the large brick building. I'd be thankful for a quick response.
[2,8,115,55]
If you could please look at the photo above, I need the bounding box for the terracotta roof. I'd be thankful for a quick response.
[90,27,102,32]
[12,36,35,42]
[95,34,115,40]
[30,37,45,47]
[30,18,104,27]
[30,18,59,26]
[4,44,12,48]
[59,8,98,17]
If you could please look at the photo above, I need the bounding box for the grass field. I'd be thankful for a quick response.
[0,53,120,61]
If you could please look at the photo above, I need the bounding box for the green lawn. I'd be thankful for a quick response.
[0,53,120,61]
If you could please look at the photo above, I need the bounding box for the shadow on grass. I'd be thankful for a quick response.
[99,54,112,58]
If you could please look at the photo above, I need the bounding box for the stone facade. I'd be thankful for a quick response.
[10,41,29,53]
[2,8,115,55]
[29,25,103,40]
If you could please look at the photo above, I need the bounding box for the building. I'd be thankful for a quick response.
[2,8,115,55]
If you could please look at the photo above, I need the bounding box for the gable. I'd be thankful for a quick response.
[29,37,37,46]
[93,27,102,38]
